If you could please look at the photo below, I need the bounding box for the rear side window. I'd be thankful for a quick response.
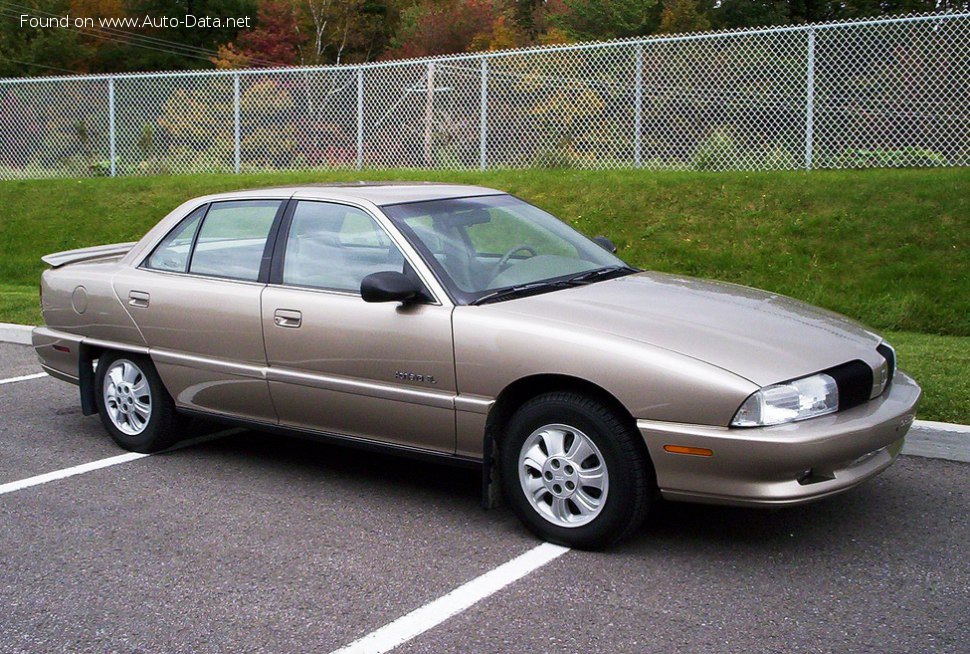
[145,206,205,273]
[188,200,281,281]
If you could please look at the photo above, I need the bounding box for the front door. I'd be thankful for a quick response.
[261,200,456,453]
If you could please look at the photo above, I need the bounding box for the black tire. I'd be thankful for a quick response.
[499,391,654,550]
[94,351,182,453]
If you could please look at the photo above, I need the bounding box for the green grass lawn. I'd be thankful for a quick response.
[0,168,966,422]
[0,284,37,326]
[886,331,970,425]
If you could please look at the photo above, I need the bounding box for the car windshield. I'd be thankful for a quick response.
[383,194,632,304]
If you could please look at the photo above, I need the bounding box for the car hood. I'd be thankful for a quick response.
[493,271,883,386]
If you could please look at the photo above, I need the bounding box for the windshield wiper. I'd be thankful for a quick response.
[470,280,572,306]
[564,265,638,285]
[470,266,638,306]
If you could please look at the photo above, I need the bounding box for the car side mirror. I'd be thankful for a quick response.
[361,271,420,304]
[593,236,617,254]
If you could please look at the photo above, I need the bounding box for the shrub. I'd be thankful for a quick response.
[692,127,736,170]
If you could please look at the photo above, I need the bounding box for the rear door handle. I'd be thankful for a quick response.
[274,309,302,328]
[128,290,150,308]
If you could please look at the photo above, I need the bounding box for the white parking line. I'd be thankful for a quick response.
[329,542,570,654]
[0,451,149,495]
[0,372,47,385]
[0,428,242,496]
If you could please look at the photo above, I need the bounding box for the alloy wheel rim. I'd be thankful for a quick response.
[103,359,152,436]
[518,423,609,528]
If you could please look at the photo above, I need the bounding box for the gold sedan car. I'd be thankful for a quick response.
[33,184,921,548]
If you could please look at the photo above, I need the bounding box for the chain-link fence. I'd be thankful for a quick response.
[1,12,967,179]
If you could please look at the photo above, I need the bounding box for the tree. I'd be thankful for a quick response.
[383,0,499,59]
[549,0,657,41]
[658,0,711,34]
[470,14,529,51]
[213,0,304,67]
[69,0,124,19]
[109,0,258,71]
[211,42,252,68]
[296,0,392,64]
[712,1,789,30]
[839,0,969,18]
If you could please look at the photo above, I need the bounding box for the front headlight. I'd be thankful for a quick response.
[731,373,839,427]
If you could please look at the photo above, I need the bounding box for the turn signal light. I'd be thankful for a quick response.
[663,445,713,457]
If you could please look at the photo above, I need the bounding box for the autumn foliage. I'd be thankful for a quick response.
[2,0,961,77]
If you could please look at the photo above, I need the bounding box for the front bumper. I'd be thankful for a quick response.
[637,372,921,507]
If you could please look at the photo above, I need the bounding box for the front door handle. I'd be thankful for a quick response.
[128,290,150,308]
[274,309,302,328]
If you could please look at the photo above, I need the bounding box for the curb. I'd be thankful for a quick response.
[904,421,970,464]
[0,323,32,345]
[1,321,968,462]
[911,419,970,434]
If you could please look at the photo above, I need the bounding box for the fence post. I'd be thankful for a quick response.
[479,58,488,170]
[357,67,364,170]
[804,28,816,170]
[233,73,241,174]
[424,62,435,167]
[107,78,116,177]
[634,45,643,168]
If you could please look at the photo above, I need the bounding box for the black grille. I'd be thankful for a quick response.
[877,343,896,384]
[824,360,873,411]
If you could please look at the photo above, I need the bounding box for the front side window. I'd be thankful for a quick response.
[383,194,628,303]
[281,201,405,293]
[188,200,281,281]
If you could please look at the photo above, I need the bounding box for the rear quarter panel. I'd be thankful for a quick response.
[41,257,146,345]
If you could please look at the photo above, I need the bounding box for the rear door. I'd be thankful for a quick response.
[114,199,284,423]
[261,199,457,453]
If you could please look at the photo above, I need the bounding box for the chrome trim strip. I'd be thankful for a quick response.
[90,341,461,411]
[149,348,458,409]
[266,367,455,410]
[636,418,728,435]
[84,337,150,355]
[455,395,495,414]
[150,348,265,380]
[33,326,85,343]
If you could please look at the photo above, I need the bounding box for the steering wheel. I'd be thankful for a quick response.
[491,244,538,277]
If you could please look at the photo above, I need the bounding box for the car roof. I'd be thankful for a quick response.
[204,182,506,207]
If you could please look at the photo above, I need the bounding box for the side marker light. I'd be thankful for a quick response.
[663,445,713,457]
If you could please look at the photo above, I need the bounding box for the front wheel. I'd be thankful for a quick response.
[95,352,182,453]
[500,392,654,549]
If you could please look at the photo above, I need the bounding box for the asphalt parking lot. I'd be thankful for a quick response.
[1,342,967,653]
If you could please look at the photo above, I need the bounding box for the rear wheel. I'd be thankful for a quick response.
[95,352,182,453]
[500,392,654,549]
